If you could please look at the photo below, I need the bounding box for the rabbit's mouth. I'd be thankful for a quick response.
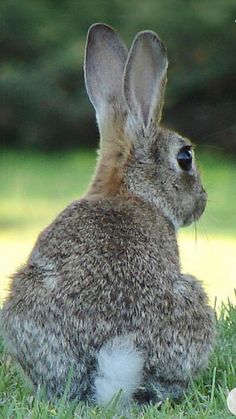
[182,189,207,227]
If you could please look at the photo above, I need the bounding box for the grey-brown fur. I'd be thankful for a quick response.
[0,23,215,405]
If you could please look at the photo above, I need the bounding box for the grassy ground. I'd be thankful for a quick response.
[0,299,235,418]
[0,149,236,417]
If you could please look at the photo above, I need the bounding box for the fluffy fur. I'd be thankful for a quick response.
[0,23,215,406]
[94,335,144,405]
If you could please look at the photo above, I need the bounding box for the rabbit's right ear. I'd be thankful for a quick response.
[84,24,128,121]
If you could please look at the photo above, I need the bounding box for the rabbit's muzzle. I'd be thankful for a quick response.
[183,187,207,227]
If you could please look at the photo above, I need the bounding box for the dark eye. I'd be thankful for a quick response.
[177,146,193,171]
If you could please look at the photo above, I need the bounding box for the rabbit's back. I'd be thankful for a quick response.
[31,196,178,279]
[7,197,212,352]
[1,198,214,402]
[28,197,179,315]
[4,197,178,341]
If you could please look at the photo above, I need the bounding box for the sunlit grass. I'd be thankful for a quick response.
[179,234,236,307]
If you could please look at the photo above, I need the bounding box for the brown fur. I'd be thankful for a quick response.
[86,125,132,199]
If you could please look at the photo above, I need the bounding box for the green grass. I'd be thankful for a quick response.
[0,149,236,417]
[0,149,235,236]
[196,150,236,237]
[0,300,235,418]
[0,150,96,232]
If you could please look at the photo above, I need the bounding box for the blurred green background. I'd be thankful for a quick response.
[0,0,235,306]
[0,0,235,152]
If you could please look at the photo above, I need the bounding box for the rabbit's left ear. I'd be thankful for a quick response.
[123,31,168,128]
[84,23,128,118]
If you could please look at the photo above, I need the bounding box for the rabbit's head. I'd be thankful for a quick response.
[84,24,207,229]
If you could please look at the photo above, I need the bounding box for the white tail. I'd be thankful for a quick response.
[94,335,144,406]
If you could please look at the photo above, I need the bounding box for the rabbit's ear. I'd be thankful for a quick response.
[84,24,128,118]
[123,31,168,128]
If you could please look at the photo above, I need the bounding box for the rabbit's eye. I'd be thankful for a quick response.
[177,146,193,171]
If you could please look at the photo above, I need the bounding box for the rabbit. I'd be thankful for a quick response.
[0,23,215,407]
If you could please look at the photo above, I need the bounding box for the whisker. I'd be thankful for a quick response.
[198,218,210,243]
[206,202,216,207]
[198,144,235,160]
[194,218,198,248]
[200,126,236,142]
